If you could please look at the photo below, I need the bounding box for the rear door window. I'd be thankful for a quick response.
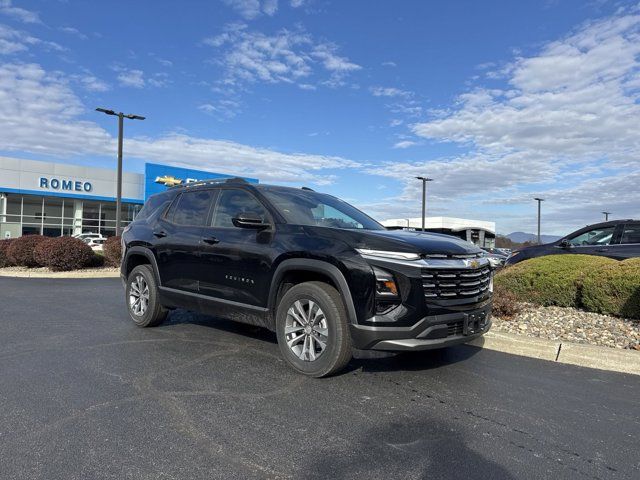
[168,190,216,226]
[567,226,615,246]
[620,224,640,244]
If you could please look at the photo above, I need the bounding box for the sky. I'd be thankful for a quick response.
[0,0,639,235]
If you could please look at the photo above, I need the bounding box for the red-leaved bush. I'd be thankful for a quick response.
[0,238,15,267]
[7,235,47,267]
[103,236,122,267]
[33,236,94,271]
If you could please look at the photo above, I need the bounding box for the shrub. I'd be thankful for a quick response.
[495,255,616,308]
[103,236,122,267]
[7,235,48,267]
[34,236,94,271]
[33,237,58,267]
[87,253,105,268]
[491,283,522,319]
[0,238,15,267]
[582,259,640,319]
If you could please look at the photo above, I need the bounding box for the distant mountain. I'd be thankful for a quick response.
[504,232,562,244]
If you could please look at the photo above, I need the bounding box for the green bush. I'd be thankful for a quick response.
[0,238,15,267]
[582,259,640,319]
[33,236,94,271]
[495,255,616,307]
[7,235,48,267]
[103,236,122,267]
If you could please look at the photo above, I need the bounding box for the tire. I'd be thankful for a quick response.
[276,281,352,377]
[126,264,167,327]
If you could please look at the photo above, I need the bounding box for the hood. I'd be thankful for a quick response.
[308,227,482,256]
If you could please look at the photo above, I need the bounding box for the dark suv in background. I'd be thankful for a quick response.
[506,219,640,265]
[121,178,493,377]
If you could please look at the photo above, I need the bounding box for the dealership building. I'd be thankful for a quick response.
[382,217,496,248]
[0,156,255,239]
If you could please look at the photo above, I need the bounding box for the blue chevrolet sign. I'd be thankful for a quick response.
[144,163,258,200]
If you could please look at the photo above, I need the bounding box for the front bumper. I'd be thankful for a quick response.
[350,303,492,351]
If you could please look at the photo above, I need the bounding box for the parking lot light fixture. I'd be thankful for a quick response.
[602,211,611,221]
[534,197,545,244]
[415,177,433,232]
[96,107,146,236]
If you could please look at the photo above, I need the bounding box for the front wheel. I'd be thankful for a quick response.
[126,264,167,327]
[275,281,352,377]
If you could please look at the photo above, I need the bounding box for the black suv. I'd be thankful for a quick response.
[505,219,640,266]
[121,178,492,377]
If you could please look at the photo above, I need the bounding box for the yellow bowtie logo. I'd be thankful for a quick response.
[154,175,183,187]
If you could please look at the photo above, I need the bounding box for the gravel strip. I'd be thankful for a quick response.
[493,305,640,350]
[0,266,119,278]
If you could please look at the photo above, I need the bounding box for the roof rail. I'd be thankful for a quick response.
[182,177,250,188]
[301,186,315,191]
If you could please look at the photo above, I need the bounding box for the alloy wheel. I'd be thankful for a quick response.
[129,274,149,316]
[284,299,329,362]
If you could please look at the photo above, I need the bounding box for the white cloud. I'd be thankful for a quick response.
[59,26,88,40]
[0,23,64,54]
[0,62,360,185]
[365,6,640,233]
[290,0,306,7]
[76,74,109,92]
[370,86,411,97]
[203,24,359,89]
[0,0,40,24]
[221,0,279,20]
[392,140,417,149]
[116,68,145,88]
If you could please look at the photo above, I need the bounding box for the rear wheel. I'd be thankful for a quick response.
[276,281,352,377]
[126,264,167,327]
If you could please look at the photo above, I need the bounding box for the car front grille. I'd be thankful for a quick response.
[422,266,492,300]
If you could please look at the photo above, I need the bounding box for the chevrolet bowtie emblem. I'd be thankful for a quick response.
[470,259,479,269]
[155,175,183,187]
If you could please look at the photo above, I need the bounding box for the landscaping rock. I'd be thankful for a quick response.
[493,304,640,350]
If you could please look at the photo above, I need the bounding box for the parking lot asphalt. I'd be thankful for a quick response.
[1,277,639,480]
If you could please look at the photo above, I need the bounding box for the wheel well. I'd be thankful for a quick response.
[125,253,151,278]
[273,270,339,313]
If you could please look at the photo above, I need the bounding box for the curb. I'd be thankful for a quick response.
[0,270,120,279]
[467,331,640,376]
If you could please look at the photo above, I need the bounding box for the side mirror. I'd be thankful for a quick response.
[232,213,270,229]
[559,239,572,249]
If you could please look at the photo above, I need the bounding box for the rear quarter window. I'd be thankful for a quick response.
[135,193,174,221]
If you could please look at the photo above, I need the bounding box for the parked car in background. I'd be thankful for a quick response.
[481,248,508,269]
[73,232,105,242]
[120,178,493,377]
[87,238,105,251]
[505,219,640,265]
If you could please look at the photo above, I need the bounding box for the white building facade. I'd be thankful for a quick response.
[382,216,496,248]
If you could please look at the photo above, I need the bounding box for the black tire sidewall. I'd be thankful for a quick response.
[126,265,163,327]
[276,282,350,377]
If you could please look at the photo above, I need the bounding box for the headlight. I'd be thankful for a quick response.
[356,248,420,261]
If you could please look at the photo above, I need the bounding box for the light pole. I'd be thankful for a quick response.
[96,108,145,236]
[534,197,544,244]
[415,176,433,232]
[602,211,611,221]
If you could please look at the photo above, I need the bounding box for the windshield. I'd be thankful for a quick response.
[262,188,385,230]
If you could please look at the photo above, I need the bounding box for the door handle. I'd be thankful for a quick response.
[595,248,609,252]
[153,230,167,238]
[202,236,220,245]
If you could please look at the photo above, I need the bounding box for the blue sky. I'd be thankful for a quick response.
[1,0,639,234]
